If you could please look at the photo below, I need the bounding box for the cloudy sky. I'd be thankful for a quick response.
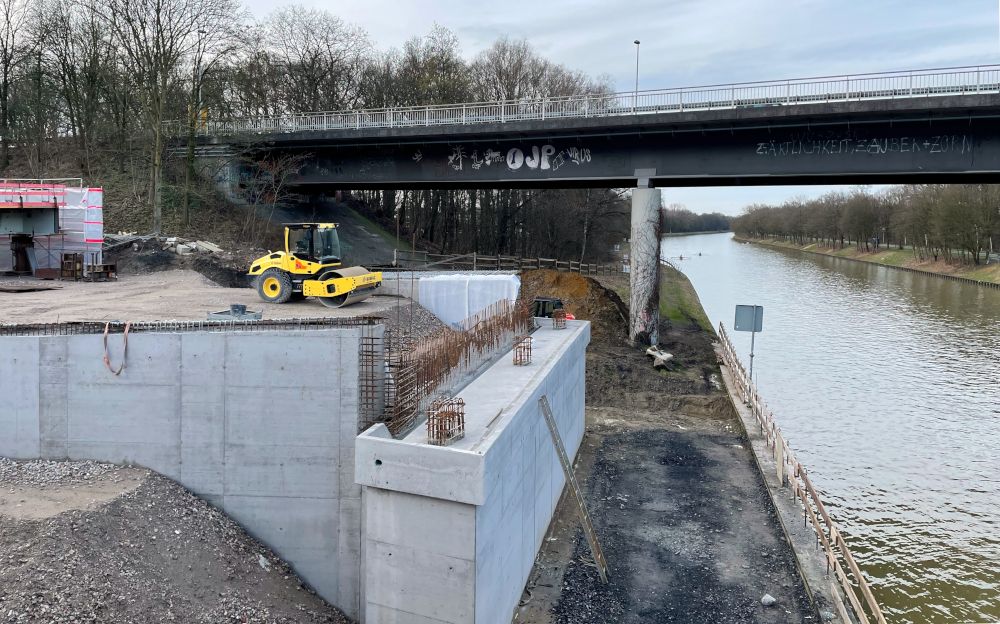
[246,0,1000,215]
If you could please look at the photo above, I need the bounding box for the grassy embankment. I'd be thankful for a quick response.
[739,236,1000,284]
[597,263,714,334]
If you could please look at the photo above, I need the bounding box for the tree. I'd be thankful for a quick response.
[101,0,241,234]
[0,0,28,169]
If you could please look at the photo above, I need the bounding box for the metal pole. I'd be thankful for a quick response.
[633,40,640,114]
[749,306,757,383]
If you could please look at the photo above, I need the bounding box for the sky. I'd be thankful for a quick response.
[245,0,1000,215]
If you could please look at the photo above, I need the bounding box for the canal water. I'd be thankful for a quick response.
[661,233,1000,624]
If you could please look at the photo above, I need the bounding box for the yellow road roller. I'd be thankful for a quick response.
[247,223,382,307]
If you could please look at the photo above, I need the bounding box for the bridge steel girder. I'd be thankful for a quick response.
[201,94,1000,190]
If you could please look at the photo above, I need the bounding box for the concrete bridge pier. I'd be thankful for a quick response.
[629,179,662,346]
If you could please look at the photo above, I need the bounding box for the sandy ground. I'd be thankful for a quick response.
[0,468,145,520]
[0,270,395,323]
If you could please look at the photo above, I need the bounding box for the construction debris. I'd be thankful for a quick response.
[0,285,62,293]
[646,346,675,369]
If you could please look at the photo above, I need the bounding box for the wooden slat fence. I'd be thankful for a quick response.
[718,323,887,624]
[394,250,623,275]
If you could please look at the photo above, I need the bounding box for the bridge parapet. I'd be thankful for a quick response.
[174,64,1000,139]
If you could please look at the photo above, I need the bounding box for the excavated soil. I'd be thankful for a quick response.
[0,461,348,624]
[107,240,265,289]
[520,270,732,416]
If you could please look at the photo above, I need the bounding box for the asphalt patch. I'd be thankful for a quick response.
[554,428,812,624]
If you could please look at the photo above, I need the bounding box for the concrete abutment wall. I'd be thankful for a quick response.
[0,327,377,621]
[1,320,589,624]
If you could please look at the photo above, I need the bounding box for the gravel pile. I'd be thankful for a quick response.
[0,467,349,623]
[371,296,449,341]
[0,458,122,486]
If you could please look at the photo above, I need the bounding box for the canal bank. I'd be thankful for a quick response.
[661,232,1000,624]
[735,235,1000,288]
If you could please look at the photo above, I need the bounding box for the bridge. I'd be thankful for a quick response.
[196,65,1000,189]
[191,65,1000,344]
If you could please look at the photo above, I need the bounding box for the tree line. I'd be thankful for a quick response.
[661,204,731,234]
[730,185,1000,264]
[0,0,631,260]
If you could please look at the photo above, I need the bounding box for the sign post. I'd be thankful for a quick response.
[733,304,763,383]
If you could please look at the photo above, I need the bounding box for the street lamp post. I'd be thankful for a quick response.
[633,40,640,114]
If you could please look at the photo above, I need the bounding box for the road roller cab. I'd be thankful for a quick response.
[247,223,382,307]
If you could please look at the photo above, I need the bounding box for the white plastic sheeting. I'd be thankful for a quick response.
[419,274,521,327]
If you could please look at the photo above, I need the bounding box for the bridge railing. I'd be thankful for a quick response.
[183,64,1000,137]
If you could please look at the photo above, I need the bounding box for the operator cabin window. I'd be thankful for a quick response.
[289,226,341,265]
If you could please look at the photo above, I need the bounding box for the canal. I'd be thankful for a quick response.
[661,232,1000,624]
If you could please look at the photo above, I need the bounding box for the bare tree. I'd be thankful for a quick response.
[265,6,369,112]
[101,0,241,234]
[0,0,28,169]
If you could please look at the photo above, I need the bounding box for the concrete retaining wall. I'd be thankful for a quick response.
[0,327,378,621]
[356,320,589,623]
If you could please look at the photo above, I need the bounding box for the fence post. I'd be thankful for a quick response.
[463,104,466,124]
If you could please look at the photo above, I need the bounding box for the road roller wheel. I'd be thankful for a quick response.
[256,268,293,303]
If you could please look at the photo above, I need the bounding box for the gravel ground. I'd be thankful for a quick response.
[376,296,449,341]
[0,461,349,624]
[0,458,121,486]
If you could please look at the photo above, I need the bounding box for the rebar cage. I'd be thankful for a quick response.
[552,309,567,330]
[427,397,466,446]
[513,334,532,366]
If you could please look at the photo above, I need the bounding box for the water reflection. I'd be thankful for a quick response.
[661,233,1000,624]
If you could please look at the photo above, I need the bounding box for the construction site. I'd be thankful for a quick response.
[2,181,837,624]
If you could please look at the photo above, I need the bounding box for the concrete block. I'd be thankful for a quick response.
[367,488,476,562]
[0,337,40,458]
[364,603,449,624]
[224,494,340,600]
[38,382,68,458]
[339,496,363,621]
[68,333,181,387]
[38,336,68,384]
[180,332,225,384]
[224,333,344,388]
[224,385,339,448]
[224,443,338,498]
[366,540,474,624]
[68,382,180,444]
[355,433,485,505]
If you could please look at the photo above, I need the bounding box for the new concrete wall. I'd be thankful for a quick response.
[356,320,590,623]
[0,327,378,621]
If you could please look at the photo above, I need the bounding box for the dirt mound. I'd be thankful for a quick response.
[520,270,628,339]
[107,241,263,289]
[0,465,348,623]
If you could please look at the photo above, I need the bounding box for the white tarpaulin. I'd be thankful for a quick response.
[419,274,521,326]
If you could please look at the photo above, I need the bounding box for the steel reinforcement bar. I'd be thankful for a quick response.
[175,64,1000,137]
[0,316,385,337]
[718,322,887,624]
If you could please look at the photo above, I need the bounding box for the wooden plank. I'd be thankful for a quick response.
[539,395,608,583]
[831,581,854,624]
[835,561,870,624]
[838,533,887,624]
